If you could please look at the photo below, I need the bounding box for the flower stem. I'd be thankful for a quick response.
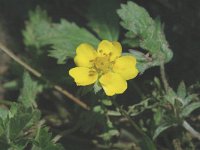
[0,42,90,110]
[113,100,156,149]
[160,62,170,93]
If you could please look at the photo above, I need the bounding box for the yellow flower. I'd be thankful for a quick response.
[69,40,138,96]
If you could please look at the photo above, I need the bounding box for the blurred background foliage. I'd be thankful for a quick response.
[0,0,200,150]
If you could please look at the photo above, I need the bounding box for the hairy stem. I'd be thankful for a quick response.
[0,42,90,110]
[182,121,200,140]
[160,62,170,92]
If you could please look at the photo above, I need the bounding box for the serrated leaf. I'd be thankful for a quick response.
[18,72,42,108]
[117,1,173,72]
[48,20,100,64]
[32,127,64,150]
[180,102,200,117]
[117,1,153,35]
[8,107,39,141]
[23,9,100,64]
[23,7,52,52]
[87,0,120,40]
[177,81,186,99]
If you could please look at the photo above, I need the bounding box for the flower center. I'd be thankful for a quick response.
[94,56,112,73]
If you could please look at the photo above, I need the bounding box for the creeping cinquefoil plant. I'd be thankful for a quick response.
[0,1,199,150]
[69,40,138,96]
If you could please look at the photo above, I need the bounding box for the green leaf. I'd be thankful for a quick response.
[87,0,120,40]
[23,7,52,52]
[117,1,153,36]
[177,81,186,99]
[23,8,100,64]
[99,129,119,141]
[180,102,200,117]
[93,105,104,114]
[117,1,173,72]
[183,94,198,106]
[32,127,64,150]
[153,122,175,140]
[164,88,176,105]
[101,99,112,106]
[0,107,9,121]
[48,20,100,64]
[18,72,42,108]
[8,107,40,141]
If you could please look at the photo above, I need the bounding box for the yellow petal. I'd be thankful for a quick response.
[113,56,138,80]
[99,72,127,96]
[97,40,122,61]
[74,43,97,67]
[69,67,98,86]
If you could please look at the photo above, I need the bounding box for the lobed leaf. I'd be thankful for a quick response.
[18,72,42,108]
[117,1,173,72]
[23,8,100,64]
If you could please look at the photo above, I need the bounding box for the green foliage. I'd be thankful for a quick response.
[18,72,42,108]
[87,0,120,41]
[0,104,40,150]
[0,103,64,150]
[23,7,100,64]
[32,127,64,150]
[1,1,199,150]
[117,1,173,73]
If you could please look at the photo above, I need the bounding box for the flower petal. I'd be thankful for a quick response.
[99,72,127,96]
[69,67,98,86]
[97,40,122,61]
[74,43,97,67]
[113,56,138,80]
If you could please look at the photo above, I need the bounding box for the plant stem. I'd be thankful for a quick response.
[113,100,147,137]
[159,62,200,141]
[0,42,90,110]
[160,62,170,93]
[182,121,200,140]
[0,99,13,106]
